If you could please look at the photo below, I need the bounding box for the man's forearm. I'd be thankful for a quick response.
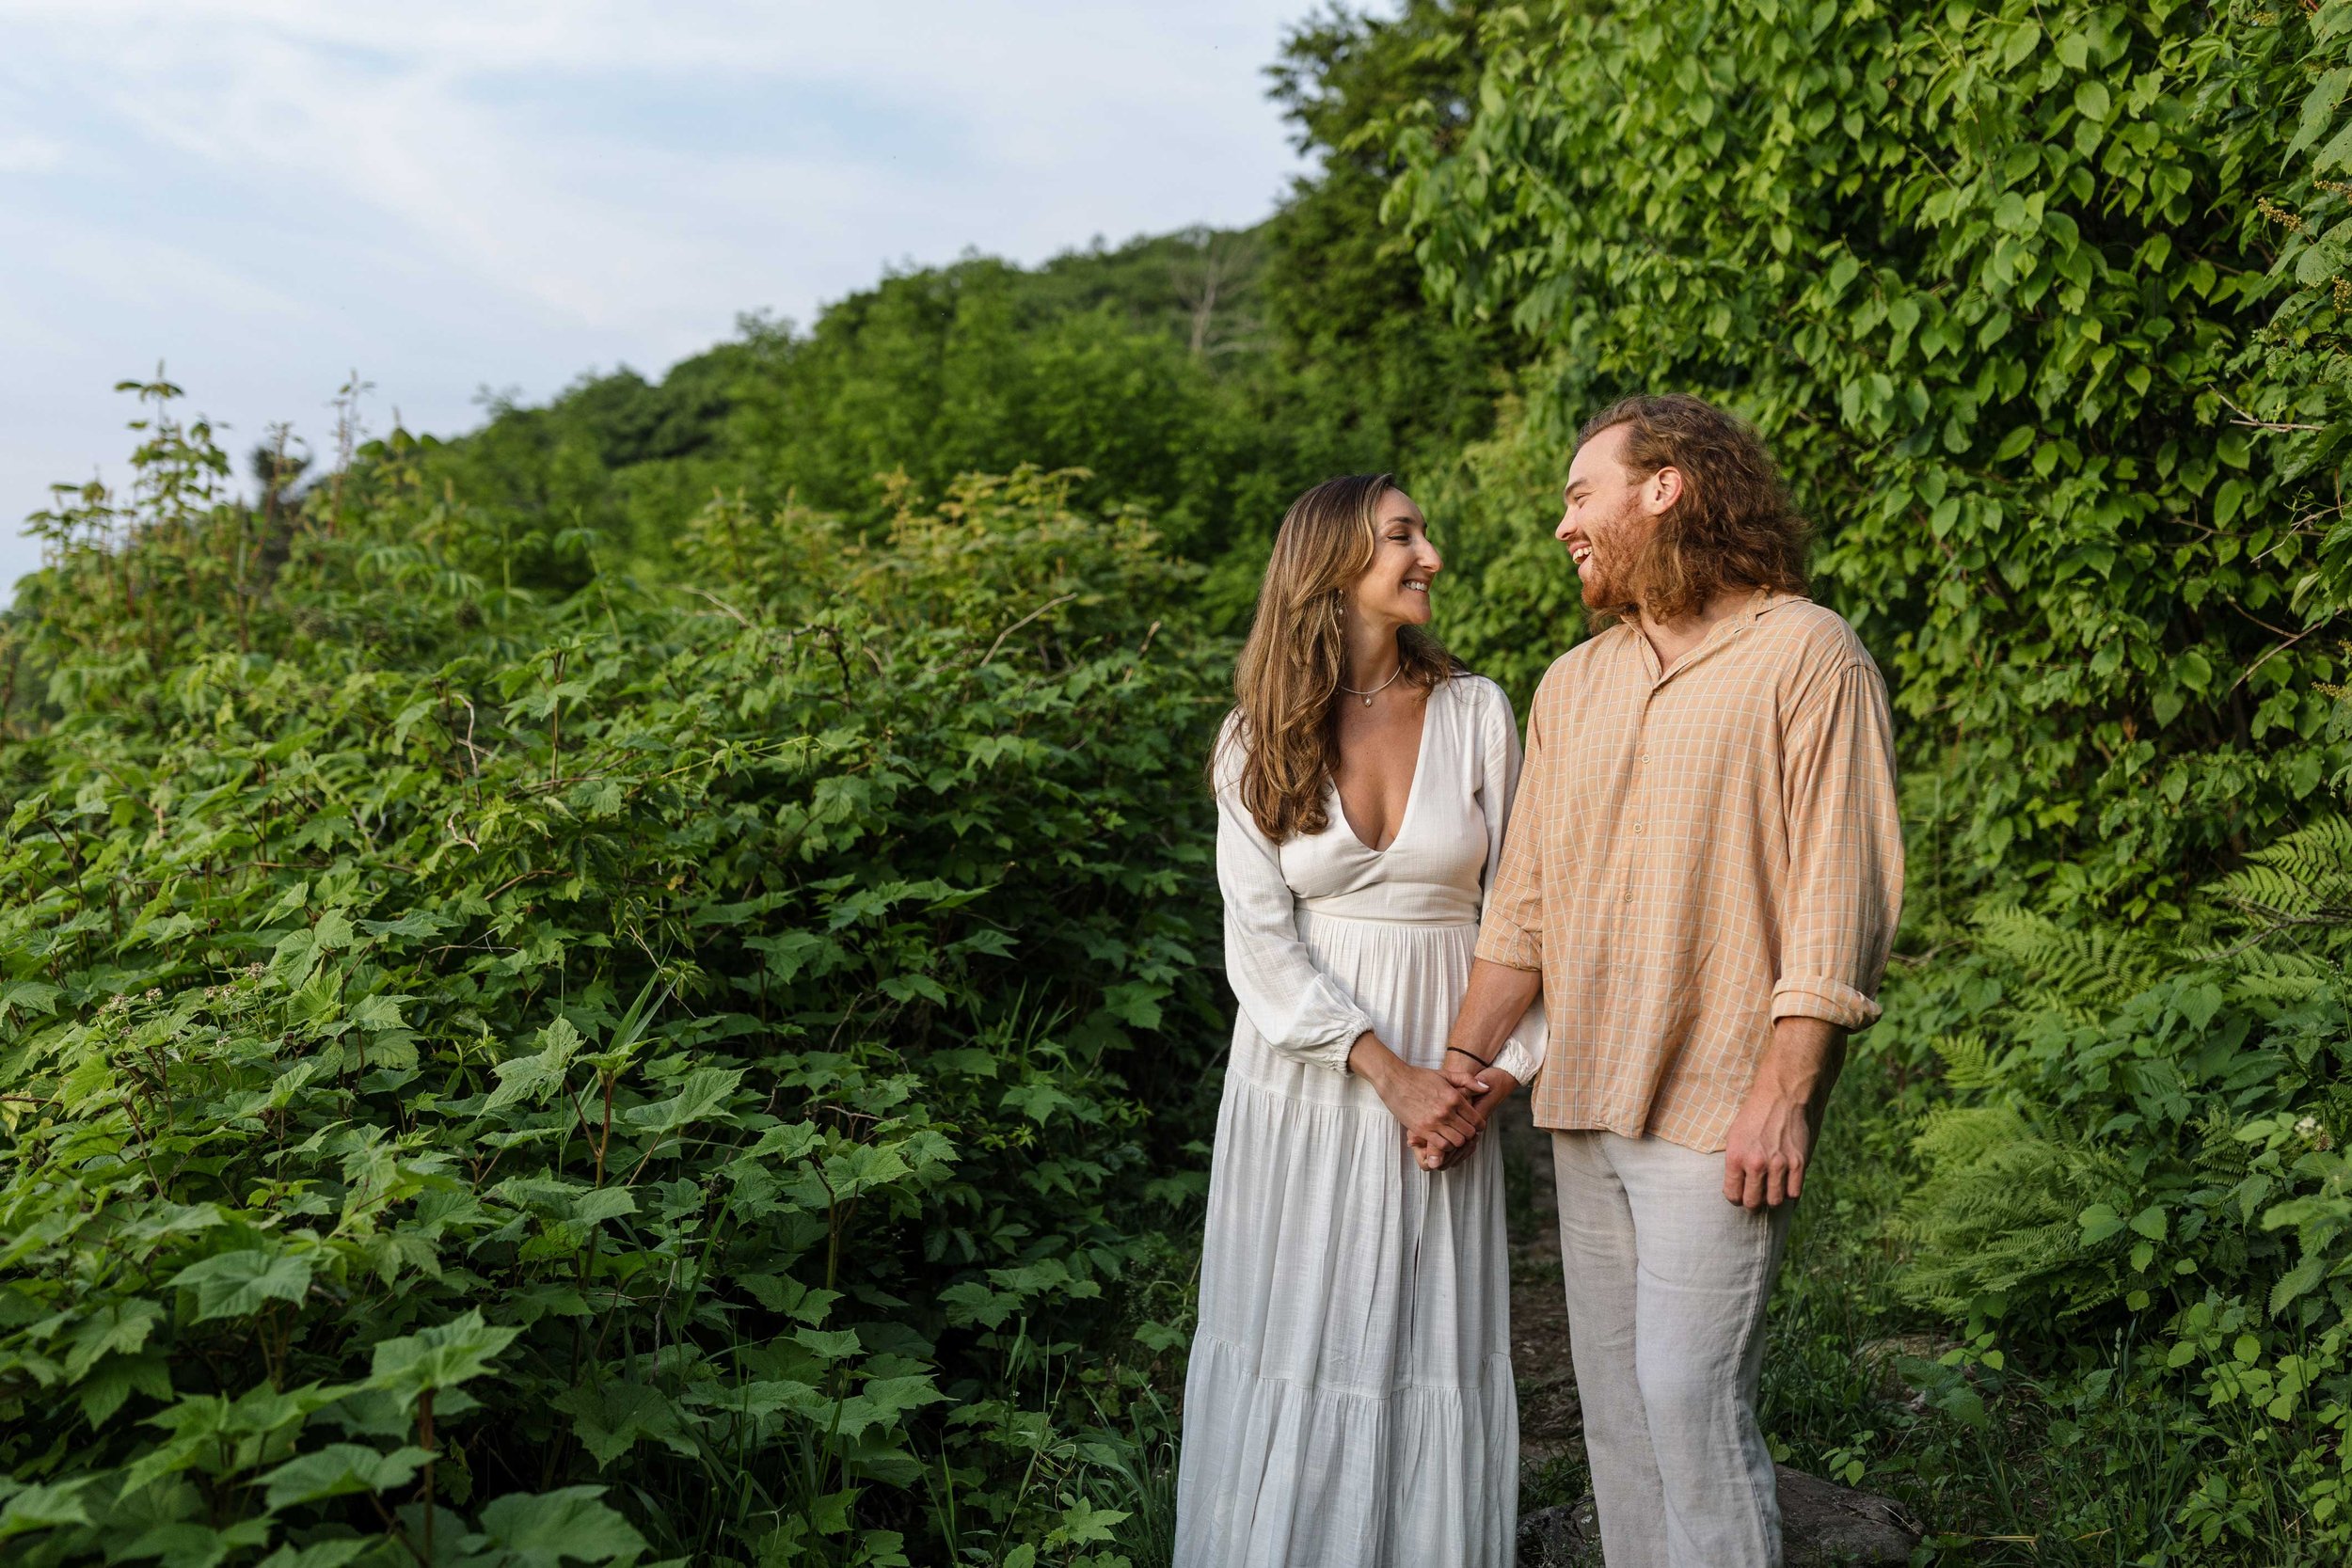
[1722,1014,1849,1209]
[1445,958,1543,1066]
[1755,1014,1847,1115]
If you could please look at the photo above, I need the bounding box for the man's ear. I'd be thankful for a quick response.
[1646,465,1685,515]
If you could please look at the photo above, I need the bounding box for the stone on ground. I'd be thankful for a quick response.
[1517,1467,1920,1566]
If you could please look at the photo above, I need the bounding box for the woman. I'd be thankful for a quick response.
[1174,474,1545,1567]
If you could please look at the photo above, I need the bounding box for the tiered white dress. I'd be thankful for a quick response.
[1175,673,1547,1568]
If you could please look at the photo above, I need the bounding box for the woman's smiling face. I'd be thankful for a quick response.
[1345,488,1441,630]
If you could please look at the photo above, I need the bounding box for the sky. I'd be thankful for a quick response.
[0,1,1331,594]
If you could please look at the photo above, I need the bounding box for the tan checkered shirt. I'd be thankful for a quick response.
[1477,591,1903,1151]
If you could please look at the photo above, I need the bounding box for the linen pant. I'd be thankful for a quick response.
[1551,1131,1793,1568]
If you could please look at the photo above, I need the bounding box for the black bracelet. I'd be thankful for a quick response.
[1444,1046,1493,1069]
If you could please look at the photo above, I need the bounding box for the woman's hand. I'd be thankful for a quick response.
[1429,1056,1519,1171]
[1349,1032,1484,1160]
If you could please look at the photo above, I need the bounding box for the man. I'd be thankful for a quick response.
[1441,394,1903,1567]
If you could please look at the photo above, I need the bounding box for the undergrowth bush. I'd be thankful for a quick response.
[0,388,1224,1567]
[1876,816,2352,1559]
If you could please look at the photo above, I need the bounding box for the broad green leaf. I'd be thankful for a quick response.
[620,1066,744,1135]
[475,1486,649,1567]
[65,1298,164,1379]
[172,1249,314,1322]
[0,1479,95,1540]
[259,1443,433,1510]
[368,1309,520,1400]
[551,1381,694,1467]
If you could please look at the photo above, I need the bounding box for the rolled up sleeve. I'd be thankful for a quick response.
[1771,661,1904,1030]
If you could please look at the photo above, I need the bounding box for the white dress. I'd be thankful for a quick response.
[1175,673,1548,1568]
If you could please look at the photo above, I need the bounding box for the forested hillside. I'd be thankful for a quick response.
[6,0,2352,1563]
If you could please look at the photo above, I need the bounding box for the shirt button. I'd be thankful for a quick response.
[1632,822,1645,834]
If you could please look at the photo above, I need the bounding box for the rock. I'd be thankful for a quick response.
[1517,1468,1918,1567]
[1517,1496,1599,1566]
[1774,1465,1921,1565]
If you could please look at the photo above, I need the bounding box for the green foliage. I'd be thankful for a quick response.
[0,399,1220,1565]
[1391,0,2352,911]
[1880,817,2352,1555]
[1262,2,1512,476]
[415,234,1385,617]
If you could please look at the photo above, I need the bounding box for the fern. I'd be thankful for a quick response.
[1974,902,2166,1017]
[1899,820,2352,1346]
[2209,816,2352,963]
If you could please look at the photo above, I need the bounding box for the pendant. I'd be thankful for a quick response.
[1361,694,1374,706]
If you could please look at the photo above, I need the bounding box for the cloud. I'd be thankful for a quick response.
[0,0,1325,593]
[0,134,67,173]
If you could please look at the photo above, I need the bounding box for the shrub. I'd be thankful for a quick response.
[1390,0,2352,912]
[0,395,1224,1566]
[1885,817,2352,1553]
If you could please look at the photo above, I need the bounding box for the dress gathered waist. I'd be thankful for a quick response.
[1295,897,1481,927]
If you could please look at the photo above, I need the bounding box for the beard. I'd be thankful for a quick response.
[1575,503,1646,616]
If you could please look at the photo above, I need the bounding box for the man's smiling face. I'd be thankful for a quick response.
[1556,421,1654,614]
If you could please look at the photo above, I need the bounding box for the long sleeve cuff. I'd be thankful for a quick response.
[1295,1011,1374,1074]
[1771,976,1883,1030]
[1474,921,1543,974]
[1489,994,1548,1085]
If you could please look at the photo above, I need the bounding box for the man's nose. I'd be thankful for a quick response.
[1556,514,1576,542]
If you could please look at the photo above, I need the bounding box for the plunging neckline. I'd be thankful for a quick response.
[1330,680,1436,854]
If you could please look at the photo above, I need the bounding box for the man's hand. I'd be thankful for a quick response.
[1422,1054,1519,1171]
[1351,1032,1484,1159]
[1411,959,1544,1170]
[1722,1016,1846,1209]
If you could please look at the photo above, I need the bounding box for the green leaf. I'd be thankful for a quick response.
[260,1443,433,1510]
[475,1486,650,1567]
[172,1249,314,1322]
[485,1018,583,1111]
[118,1518,271,1567]
[551,1382,694,1468]
[2291,66,2352,157]
[255,1544,372,1568]
[1046,1498,1131,1547]
[620,1066,744,1136]
[0,980,63,1022]
[368,1309,520,1400]
[0,1479,95,1540]
[76,1351,175,1427]
[65,1298,164,1379]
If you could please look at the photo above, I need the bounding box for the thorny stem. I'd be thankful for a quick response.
[419,1387,438,1560]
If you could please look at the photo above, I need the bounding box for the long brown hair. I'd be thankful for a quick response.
[1578,394,1809,622]
[1219,474,1456,842]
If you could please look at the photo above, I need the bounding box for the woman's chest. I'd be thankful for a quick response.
[1280,741,1488,897]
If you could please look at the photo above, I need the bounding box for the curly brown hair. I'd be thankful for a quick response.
[1577,394,1809,622]
[1218,474,1458,843]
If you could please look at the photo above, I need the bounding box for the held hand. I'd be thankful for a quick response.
[1351,1034,1484,1163]
[1382,1063,1484,1159]
[1720,1080,1818,1210]
[1428,1063,1519,1171]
